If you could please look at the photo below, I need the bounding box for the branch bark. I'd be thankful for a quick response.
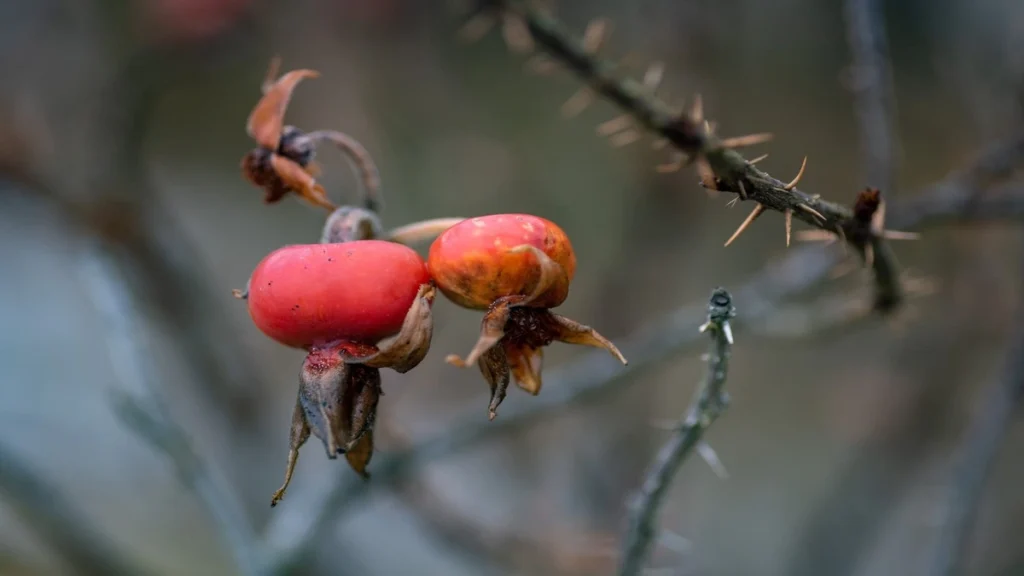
[618,289,736,576]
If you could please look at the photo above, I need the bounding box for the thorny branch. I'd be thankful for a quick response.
[264,135,1024,573]
[618,288,736,576]
[470,0,910,312]
[925,243,1024,576]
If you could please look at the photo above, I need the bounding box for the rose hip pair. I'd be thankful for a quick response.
[243,214,626,505]
[238,61,625,506]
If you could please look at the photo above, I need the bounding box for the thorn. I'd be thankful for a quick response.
[643,62,665,92]
[609,129,641,147]
[655,153,686,173]
[882,230,921,240]
[785,209,792,247]
[726,197,739,208]
[797,203,826,222]
[524,55,560,75]
[722,321,734,345]
[500,13,534,53]
[748,153,769,165]
[690,94,704,123]
[582,18,610,54]
[864,243,875,268]
[561,87,594,118]
[696,157,717,189]
[720,133,774,149]
[697,441,729,479]
[783,156,808,190]
[737,179,748,200]
[724,204,765,247]
[457,12,496,44]
[651,138,668,150]
[795,230,837,243]
[704,120,716,135]
[596,114,633,136]
[698,321,710,333]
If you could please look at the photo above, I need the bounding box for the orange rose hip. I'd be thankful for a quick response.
[427,214,626,420]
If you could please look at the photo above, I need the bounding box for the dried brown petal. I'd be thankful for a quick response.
[247,67,319,150]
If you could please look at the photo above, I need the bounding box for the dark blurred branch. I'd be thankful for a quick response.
[0,442,144,576]
[478,0,907,312]
[926,248,1024,576]
[618,289,735,576]
[844,0,898,194]
[78,240,265,576]
[265,135,1024,572]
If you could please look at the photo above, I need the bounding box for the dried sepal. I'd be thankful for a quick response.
[269,154,335,210]
[386,218,466,245]
[547,312,627,364]
[479,345,511,421]
[270,399,311,507]
[504,341,544,394]
[348,283,437,373]
[247,67,320,150]
[344,429,374,478]
[446,294,522,369]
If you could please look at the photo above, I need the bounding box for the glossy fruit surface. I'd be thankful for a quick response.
[247,240,429,348]
[427,214,576,310]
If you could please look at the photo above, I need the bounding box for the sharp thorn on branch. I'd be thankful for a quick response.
[561,87,595,118]
[783,156,808,190]
[690,94,704,123]
[724,203,766,247]
[596,114,633,136]
[785,209,793,247]
[720,133,774,149]
[610,129,642,147]
[655,154,686,173]
[748,153,769,165]
[797,203,826,222]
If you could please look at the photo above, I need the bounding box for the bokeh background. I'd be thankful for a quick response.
[2,0,1024,575]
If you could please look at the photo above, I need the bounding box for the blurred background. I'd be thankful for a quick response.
[2,0,1024,575]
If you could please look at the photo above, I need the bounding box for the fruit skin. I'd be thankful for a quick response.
[247,240,430,349]
[427,214,576,310]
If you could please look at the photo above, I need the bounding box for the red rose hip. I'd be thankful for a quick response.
[247,240,429,348]
[427,213,626,420]
[238,239,436,507]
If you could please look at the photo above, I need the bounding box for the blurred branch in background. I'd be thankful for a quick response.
[0,440,143,576]
[843,0,899,194]
[926,239,1024,576]
[78,241,264,576]
[618,288,736,576]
